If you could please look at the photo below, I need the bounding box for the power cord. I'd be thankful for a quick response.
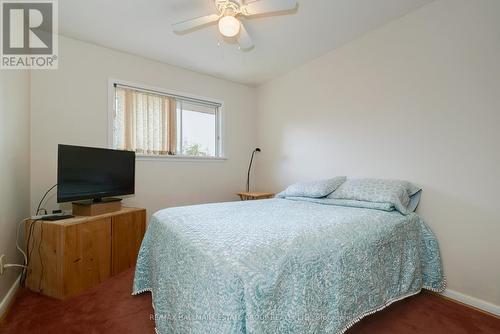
[20,219,39,286]
[3,184,57,287]
[21,183,57,287]
[16,218,29,266]
[31,184,57,289]
[38,223,45,291]
[0,218,29,282]
[36,184,57,215]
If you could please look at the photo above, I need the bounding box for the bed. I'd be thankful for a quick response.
[133,192,445,334]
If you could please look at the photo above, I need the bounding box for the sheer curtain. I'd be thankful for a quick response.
[114,87,177,155]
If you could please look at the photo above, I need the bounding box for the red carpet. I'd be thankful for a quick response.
[1,269,499,333]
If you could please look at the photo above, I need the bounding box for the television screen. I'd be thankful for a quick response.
[57,145,135,203]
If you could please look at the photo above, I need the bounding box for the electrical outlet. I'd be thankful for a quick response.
[0,254,5,276]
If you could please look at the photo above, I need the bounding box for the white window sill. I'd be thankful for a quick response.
[136,154,227,162]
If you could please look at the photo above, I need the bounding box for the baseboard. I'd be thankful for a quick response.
[440,289,500,317]
[0,274,20,321]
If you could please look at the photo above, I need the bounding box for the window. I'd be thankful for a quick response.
[111,82,223,159]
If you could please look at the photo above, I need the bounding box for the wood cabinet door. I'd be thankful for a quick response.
[111,210,146,275]
[63,218,112,298]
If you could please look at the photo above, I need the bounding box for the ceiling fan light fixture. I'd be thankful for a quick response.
[218,15,240,37]
[172,0,299,50]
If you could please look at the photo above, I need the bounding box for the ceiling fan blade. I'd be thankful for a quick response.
[172,14,220,33]
[241,0,297,16]
[238,22,254,50]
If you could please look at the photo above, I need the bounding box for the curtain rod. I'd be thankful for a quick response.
[114,83,222,108]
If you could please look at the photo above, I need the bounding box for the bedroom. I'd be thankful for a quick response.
[0,0,499,333]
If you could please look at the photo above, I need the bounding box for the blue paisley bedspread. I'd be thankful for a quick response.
[133,198,445,334]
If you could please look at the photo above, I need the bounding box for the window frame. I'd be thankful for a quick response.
[108,78,226,162]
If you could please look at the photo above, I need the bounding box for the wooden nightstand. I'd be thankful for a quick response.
[237,192,275,200]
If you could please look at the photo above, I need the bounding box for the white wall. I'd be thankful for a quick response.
[0,71,31,309]
[256,0,500,307]
[30,36,257,217]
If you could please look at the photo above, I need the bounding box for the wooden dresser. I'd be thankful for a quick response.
[25,207,146,300]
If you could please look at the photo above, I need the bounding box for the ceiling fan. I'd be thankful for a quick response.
[172,0,298,50]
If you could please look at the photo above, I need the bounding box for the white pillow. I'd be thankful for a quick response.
[328,178,422,214]
[276,177,347,198]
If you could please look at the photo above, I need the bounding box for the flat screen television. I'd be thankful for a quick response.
[57,145,136,203]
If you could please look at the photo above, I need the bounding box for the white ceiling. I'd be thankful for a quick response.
[59,0,433,86]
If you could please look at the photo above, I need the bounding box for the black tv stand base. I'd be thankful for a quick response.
[72,197,122,205]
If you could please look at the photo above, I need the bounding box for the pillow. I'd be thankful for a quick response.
[276,176,347,198]
[327,178,421,214]
[286,197,396,212]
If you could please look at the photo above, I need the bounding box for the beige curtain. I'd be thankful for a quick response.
[115,87,176,155]
[168,98,177,155]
